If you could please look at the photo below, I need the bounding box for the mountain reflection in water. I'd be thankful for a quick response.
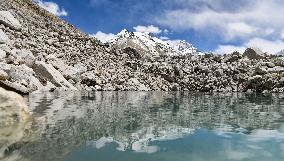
[1,92,284,161]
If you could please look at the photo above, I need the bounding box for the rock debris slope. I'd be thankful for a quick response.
[0,0,284,93]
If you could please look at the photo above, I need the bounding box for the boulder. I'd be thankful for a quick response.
[0,29,9,44]
[61,63,87,82]
[223,52,241,63]
[246,75,264,91]
[267,66,284,73]
[0,87,29,159]
[0,87,29,123]
[0,80,29,94]
[274,57,284,67]
[33,61,77,90]
[10,49,35,67]
[255,67,267,75]
[265,62,275,68]
[0,11,21,30]
[126,78,150,91]
[0,69,8,80]
[243,48,265,60]
[0,48,6,60]
[1,64,43,93]
[81,71,96,85]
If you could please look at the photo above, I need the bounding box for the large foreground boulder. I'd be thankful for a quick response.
[0,11,21,30]
[33,61,77,90]
[0,87,29,159]
[0,87,29,124]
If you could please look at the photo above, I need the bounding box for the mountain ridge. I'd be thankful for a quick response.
[97,29,203,56]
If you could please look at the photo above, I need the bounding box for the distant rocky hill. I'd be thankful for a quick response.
[0,0,284,93]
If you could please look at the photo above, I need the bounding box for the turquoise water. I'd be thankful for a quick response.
[2,92,284,161]
[64,129,284,161]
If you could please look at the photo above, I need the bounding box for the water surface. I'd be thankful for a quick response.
[2,92,284,161]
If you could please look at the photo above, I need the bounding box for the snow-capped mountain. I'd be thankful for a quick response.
[101,29,203,56]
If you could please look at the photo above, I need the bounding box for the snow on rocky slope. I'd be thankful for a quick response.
[98,29,203,56]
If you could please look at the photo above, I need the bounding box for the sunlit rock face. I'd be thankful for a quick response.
[0,87,29,160]
[0,91,284,161]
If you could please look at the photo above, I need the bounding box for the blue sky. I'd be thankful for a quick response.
[35,0,284,54]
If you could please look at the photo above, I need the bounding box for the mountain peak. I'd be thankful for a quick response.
[106,29,203,56]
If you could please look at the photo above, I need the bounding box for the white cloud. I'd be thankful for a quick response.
[214,45,246,54]
[215,38,284,54]
[133,25,162,34]
[281,30,284,40]
[35,0,68,16]
[160,36,169,40]
[156,0,284,42]
[246,38,284,54]
[90,31,116,43]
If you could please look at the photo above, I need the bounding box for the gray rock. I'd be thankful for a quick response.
[0,11,21,30]
[274,57,284,67]
[223,52,240,63]
[94,85,102,91]
[0,69,8,80]
[33,61,77,90]
[243,47,265,60]
[61,63,87,83]
[127,78,150,91]
[215,69,223,77]
[0,80,29,94]
[8,64,43,92]
[170,83,180,91]
[267,66,284,73]
[255,67,267,75]
[10,49,35,67]
[279,77,284,85]
[81,71,96,85]
[0,87,29,158]
[246,75,263,91]
[265,62,275,68]
[0,48,6,60]
[102,83,115,91]
[0,29,9,44]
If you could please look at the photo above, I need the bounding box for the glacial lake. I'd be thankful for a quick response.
[2,92,284,161]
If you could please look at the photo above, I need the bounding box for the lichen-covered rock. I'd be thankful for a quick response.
[0,11,21,30]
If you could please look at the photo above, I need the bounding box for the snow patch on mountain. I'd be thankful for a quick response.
[95,29,203,56]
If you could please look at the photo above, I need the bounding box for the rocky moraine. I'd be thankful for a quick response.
[0,0,284,94]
